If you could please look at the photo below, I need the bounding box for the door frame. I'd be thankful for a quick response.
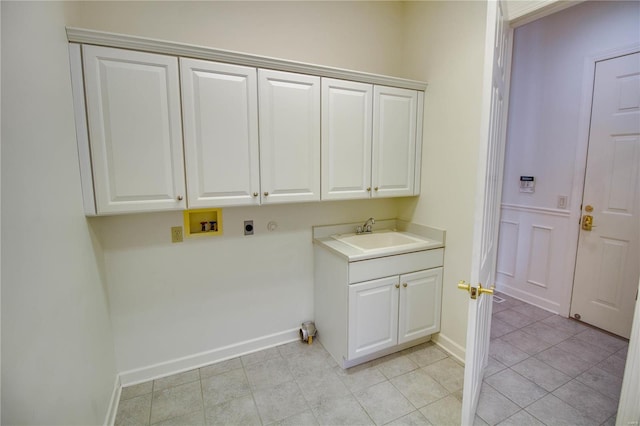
[565,43,640,317]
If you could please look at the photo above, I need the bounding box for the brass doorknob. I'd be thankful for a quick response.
[253,192,259,197]
[458,280,471,292]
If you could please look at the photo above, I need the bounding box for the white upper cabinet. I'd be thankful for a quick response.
[372,86,418,198]
[321,79,373,200]
[82,45,186,214]
[180,59,260,207]
[258,69,321,204]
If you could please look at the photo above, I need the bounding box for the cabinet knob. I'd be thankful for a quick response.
[366,187,371,192]
[403,283,408,288]
[374,187,379,191]
[177,195,183,201]
[253,192,259,197]
[395,284,400,289]
[264,192,269,197]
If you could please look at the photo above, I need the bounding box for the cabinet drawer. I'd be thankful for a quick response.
[349,249,444,284]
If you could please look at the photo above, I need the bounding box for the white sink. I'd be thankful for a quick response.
[331,230,432,252]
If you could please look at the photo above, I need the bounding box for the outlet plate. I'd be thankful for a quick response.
[244,220,254,236]
[171,226,183,243]
[558,195,568,209]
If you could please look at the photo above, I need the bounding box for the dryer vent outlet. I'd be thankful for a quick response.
[244,220,254,236]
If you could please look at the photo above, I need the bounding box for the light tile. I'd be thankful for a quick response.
[244,357,293,391]
[354,381,414,425]
[525,394,598,426]
[153,409,204,426]
[199,358,242,379]
[510,303,554,321]
[333,362,386,393]
[241,346,281,367]
[520,321,574,345]
[534,346,592,377]
[574,328,627,352]
[484,356,508,378]
[552,379,618,424]
[278,340,328,358]
[491,318,517,340]
[285,346,332,378]
[614,344,628,361]
[494,309,537,329]
[375,353,419,379]
[403,343,448,367]
[153,369,200,392]
[575,366,623,400]
[499,329,552,355]
[541,315,589,334]
[484,369,547,408]
[598,354,627,378]
[120,381,153,401]
[421,358,464,392]
[150,381,203,425]
[489,339,529,367]
[386,410,432,426]
[115,393,151,426]
[473,414,489,426]
[511,357,572,392]
[295,364,350,407]
[496,410,545,426]
[201,368,250,408]
[205,395,261,426]
[270,409,319,426]
[555,337,613,364]
[311,394,374,426]
[419,395,462,426]
[475,383,520,425]
[253,380,308,425]
[390,368,450,408]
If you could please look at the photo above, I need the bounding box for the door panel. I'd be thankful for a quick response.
[181,58,259,207]
[348,276,399,359]
[571,52,640,339]
[398,268,442,344]
[83,45,185,213]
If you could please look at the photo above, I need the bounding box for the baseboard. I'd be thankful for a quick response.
[432,333,465,365]
[495,282,562,315]
[119,328,300,386]
[104,374,121,426]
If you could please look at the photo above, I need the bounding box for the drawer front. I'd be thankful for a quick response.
[349,249,444,284]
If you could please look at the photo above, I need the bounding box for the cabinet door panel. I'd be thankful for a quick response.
[83,45,185,213]
[321,79,372,200]
[259,70,320,204]
[181,59,259,207]
[398,268,442,344]
[348,276,399,359]
[372,86,417,198]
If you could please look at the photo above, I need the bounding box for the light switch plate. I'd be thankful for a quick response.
[171,226,183,243]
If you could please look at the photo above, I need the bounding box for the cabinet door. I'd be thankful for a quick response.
[398,268,442,344]
[181,59,259,207]
[321,78,372,200]
[372,86,417,198]
[348,276,399,359]
[82,45,186,214]
[258,69,320,204]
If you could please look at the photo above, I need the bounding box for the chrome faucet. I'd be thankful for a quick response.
[356,217,375,234]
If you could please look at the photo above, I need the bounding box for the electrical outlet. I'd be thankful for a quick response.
[171,226,183,243]
[244,220,254,236]
[558,195,568,209]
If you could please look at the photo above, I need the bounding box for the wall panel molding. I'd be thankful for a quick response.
[501,203,571,217]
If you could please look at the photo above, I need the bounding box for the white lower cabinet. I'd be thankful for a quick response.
[348,268,443,360]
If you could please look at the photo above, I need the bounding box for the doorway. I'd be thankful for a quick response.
[570,52,640,339]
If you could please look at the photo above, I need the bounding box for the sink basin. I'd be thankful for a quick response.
[331,230,432,252]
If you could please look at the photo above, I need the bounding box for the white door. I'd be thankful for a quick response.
[321,78,373,200]
[82,45,186,214]
[258,69,320,204]
[570,52,640,339]
[348,276,399,359]
[398,268,442,344]
[372,86,417,198]
[461,1,512,424]
[180,58,260,208]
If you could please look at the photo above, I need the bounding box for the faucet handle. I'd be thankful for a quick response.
[356,226,363,234]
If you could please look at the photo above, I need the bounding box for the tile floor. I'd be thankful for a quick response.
[115,292,628,426]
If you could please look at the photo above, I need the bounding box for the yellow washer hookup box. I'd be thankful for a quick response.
[183,208,223,237]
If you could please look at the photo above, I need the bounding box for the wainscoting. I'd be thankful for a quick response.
[496,204,576,316]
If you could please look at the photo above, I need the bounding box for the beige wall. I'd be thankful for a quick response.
[401,1,488,358]
[1,2,117,424]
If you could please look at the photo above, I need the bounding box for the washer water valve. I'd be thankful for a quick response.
[299,321,317,345]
